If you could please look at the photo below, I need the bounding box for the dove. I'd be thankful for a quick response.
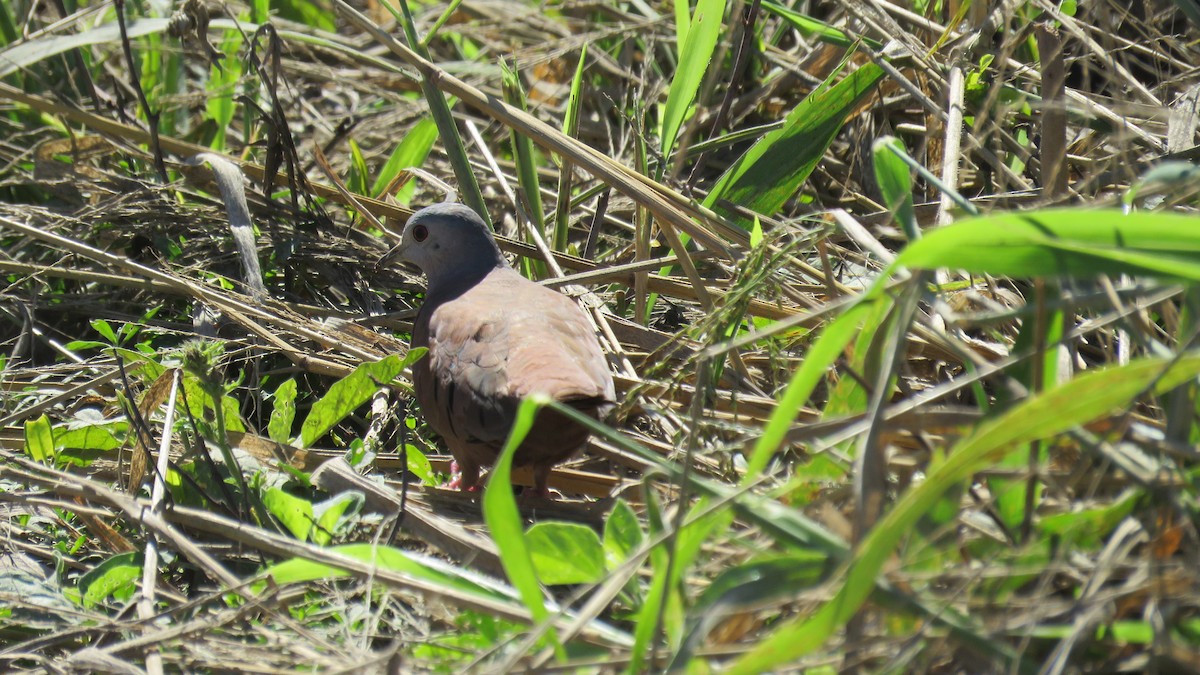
[391,203,615,496]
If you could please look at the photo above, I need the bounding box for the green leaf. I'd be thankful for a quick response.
[603,499,644,567]
[90,319,117,343]
[483,396,554,627]
[263,487,314,541]
[526,521,606,585]
[403,442,435,485]
[730,352,1200,673]
[749,215,764,248]
[55,420,127,453]
[371,116,438,201]
[891,209,1200,282]
[761,2,883,49]
[872,136,917,239]
[348,139,369,196]
[261,543,513,602]
[24,414,54,464]
[268,379,297,444]
[661,0,725,159]
[273,0,336,31]
[298,352,422,448]
[744,299,875,482]
[206,29,243,150]
[79,552,142,608]
[706,62,885,222]
[312,491,364,546]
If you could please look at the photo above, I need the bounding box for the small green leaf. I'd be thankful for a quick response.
[749,215,764,248]
[79,552,142,608]
[91,319,116,343]
[312,492,364,546]
[526,521,605,585]
[603,499,644,567]
[263,487,313,541]
[872,136,916,239]
[371,116,439,202]
[404,443,435,485]
[268,379,297,444]
[24,415,54,464]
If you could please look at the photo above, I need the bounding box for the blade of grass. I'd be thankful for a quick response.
[502,61,547,279]
[482,395,565,659]
[552,43,587,253]
[729,351,1200,674]
[660,0,725,163]
[705,59,885,223]
[872,136,918,240]
[385,0,488,222]
[889,209,1200,281]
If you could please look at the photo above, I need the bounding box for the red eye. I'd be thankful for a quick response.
[412,224,428,242]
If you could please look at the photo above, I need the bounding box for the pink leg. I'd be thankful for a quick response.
[444,459,482,492]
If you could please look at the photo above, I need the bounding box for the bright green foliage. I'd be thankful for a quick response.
[297,351,423,448]
[78,552,141,608]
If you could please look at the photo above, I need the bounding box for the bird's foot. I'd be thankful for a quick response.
[443,461,482,492]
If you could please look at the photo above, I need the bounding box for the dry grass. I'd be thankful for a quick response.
[2,0,1200,672]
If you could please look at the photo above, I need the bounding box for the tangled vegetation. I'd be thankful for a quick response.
[2,0,1200,672]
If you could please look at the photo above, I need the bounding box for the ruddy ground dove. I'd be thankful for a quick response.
[392,203,615,496]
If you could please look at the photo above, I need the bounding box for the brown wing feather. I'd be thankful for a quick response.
[412,268,614,479]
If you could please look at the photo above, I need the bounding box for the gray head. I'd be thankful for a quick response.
[392,203,507,298]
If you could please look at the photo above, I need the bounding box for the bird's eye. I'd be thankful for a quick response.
[412,224,429,242]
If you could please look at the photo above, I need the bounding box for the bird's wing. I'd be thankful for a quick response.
[420,269,613,448]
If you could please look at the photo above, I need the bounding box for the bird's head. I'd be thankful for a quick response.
[385,203,507,294]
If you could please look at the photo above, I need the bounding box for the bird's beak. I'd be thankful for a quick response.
[375,239,414,273]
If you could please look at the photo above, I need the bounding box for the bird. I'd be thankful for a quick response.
[389,203,615,497]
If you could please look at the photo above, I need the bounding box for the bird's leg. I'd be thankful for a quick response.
[444,459,482,492]
[529,464,553,499]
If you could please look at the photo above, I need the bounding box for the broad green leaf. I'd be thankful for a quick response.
[730,352,1200,673]
[298,352,422,448]
[91,319,116,343]
[526,521,605,585]
[891,209,1200,282]
[404,442,435,485]
[55,420,127,453]
[263,487,313,541]
[268,379,297,444]
[79,552,142,608]
[706,62,885,222]
[761,2,882,49]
